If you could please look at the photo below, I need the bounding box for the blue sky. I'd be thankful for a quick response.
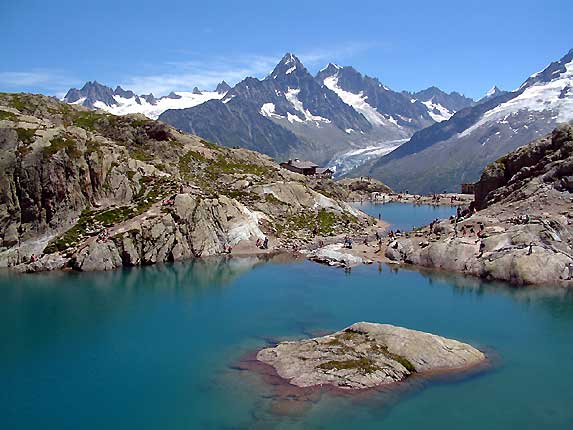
[1,0,572,99]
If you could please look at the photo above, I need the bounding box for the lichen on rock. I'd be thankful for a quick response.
[257,322,486,390]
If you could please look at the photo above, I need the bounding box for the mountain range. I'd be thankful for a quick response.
[355,48,573,193]
[63,53,474,166]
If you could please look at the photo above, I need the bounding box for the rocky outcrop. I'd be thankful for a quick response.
[257,322,485,390]
[475,124,573,209]
[385,123,573,286]
[0,93,373,272]
[304,244,371,267]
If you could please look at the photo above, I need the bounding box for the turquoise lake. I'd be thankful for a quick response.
[353,201,458,231]
[1,204,573,429]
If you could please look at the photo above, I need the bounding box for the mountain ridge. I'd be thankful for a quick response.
[353,48,573,193]
[62,53,473,166]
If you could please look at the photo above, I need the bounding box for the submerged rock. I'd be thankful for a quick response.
[257,322,485,390]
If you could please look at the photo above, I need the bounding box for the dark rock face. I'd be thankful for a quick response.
[164,91,182,99]
[475,123,573,209]
[192,87,202,95]
[215,81,231,93]
[410,86,475,113]
[159,53,374,163]
[114,86,136,99]
[63,81,117,108]
[159,98,308,160]
[141,93,157,105]
[316,65,436,130]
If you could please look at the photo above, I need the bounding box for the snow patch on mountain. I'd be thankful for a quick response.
[92,91,224,119]
[461,59,573,138]
[260,102,283,119]
[420,98,453,122]
[284,88,331,124]
[323,75,399,128]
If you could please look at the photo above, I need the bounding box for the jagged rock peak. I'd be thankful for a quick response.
[164,91,182,99]
[113,86,137,99]
[270,52,306,78]
[520,48,573,90]
[192,86,202,95]
[319,63,343,75]
[216,81,232,93]
[63,80,117,107]
[478,85,507,103]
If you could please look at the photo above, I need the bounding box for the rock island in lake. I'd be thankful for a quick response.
[257,322,485,390]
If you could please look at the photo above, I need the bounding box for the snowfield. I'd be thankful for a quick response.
[461,57,573,138]
[92,91,225,119]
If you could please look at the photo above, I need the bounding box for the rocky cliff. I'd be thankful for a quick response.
[384,123,573,286]
[0,93,372,272]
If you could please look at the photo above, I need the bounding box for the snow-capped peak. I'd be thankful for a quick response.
[270,53,305,78]
[519,48,573,91]
[485,86,500,98]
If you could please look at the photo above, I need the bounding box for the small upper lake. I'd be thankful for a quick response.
[354,201,458,231]
[1,254,573,429]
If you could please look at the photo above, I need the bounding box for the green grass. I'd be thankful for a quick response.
[72,111,109,131]
[0,109,17,121]
[200,139,221,151]
[93,206,133,226]
[43,206,136,254]
[8,94,28,112]
[130,148,154,162]
[277,209,357,237]
[43,135,81,159]
[85,140,101,155]
[264,193,285,205]
[318,358,381,374]
[15,128,36,144]
[206,155,267,177]
[221,189,261,203]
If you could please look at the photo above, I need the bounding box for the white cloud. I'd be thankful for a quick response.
[0,70,79,97]
[0,42,375,97]
[121,54,280,95]
[120,43,375,96]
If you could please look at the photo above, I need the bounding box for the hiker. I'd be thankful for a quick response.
[477,240,485,258]
[256,238,262,248]
[527,242,534,255]
[262,237,269,250]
